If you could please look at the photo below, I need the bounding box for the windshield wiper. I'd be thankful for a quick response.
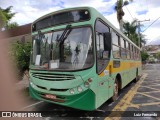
[57,25,72,62]
[57,24,72,44]
[50,25,72,61]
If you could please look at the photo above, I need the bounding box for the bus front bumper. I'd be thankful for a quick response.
[29,84,95,111]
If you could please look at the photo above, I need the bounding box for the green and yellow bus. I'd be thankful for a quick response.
[29,7,142,111]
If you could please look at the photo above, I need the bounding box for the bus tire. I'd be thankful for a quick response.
[111,78,119,102]
[134,69,139,83]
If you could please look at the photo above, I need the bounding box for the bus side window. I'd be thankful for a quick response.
[120,38,126,59]
[112,31,120,58]
[131,44,133,59]
[95,20,110,74]
[126,41,130,59]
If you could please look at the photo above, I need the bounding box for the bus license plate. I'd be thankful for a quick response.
[45,94,56,99]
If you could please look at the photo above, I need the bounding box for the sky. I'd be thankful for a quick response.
[0,0,160,44]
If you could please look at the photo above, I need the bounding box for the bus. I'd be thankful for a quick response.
[29,7,142,111]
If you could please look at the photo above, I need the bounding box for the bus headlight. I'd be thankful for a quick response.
[77,86,83,92]
[84,78,92,88]
[30,82,36,88]
[70,89,75,94]
[84,81,89,88]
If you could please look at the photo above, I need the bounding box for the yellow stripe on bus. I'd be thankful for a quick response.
[99,61,141,77]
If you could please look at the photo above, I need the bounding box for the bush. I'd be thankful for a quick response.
[141,51,149,62]
[12,41,31,79]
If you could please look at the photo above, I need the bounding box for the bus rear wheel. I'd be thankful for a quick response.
[134,70,139,83]
[111,79,119,102]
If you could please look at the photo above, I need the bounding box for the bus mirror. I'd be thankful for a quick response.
[104,32,111,51]
[103,32,111,59]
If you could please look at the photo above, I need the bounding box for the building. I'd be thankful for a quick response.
[0,23,32,43]
[145,45,160,63]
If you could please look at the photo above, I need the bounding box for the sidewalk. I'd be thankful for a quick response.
[16,73,29,90]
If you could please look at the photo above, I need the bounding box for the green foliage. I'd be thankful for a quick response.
[156,52,160,59]
[0,6,15,22]
[123,20,138,44]
[0,6,18,30]
[12,42,31,79]
[6,22,18,30]
[141,51,149,62]
[0,10,7,28]
[123,20,146,47]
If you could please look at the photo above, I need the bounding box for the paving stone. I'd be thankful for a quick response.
[137,87,157,92]
[132,94,159,104]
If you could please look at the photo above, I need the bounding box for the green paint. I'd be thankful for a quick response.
[29,84,95,110]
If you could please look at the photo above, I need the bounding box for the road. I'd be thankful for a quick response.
[23,64,160,120]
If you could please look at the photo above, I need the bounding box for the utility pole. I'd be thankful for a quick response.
[137,19,150,48]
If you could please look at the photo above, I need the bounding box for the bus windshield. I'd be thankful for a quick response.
[31,27,94,70]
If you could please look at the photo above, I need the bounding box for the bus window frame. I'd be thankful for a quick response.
[126,40,130,60]
[120,38,127,59]
[32,9,91,32]
[94,18,111,75]
[112,31,121,59]
[30,25,95,72]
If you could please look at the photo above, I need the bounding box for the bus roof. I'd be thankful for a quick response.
[32,6,140,50]
[32,7,92,24]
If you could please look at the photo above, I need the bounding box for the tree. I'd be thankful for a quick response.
[11,41,31,79]
[0,10,7,28]
[6,22,18,30]
[139,33,147,47]
[0,6,18,30]
[141,51,149,62]
[123,20,146,46]
[156,52,160,60]
[115,0,130,31]
[123,20,139,45]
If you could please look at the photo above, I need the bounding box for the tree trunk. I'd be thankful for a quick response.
[119,19,124,32]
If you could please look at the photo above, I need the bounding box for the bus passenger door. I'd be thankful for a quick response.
[97,74,109,106]
[95,20,112,107]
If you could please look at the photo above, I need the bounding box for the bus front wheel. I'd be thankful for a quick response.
[111,79,119,101]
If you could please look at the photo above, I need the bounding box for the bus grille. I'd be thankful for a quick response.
[36,85,68,92]
[31,73,75,81]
